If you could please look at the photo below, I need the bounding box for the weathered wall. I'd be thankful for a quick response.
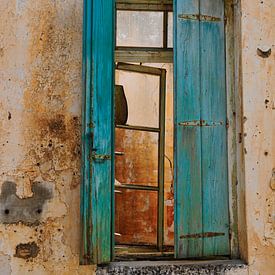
[0,0,95,274]
[241,0,275,274]
[0,0,274,274]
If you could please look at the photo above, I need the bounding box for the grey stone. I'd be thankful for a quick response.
[0,181,52,225]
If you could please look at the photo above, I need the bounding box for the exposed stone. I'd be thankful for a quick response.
[0,181,53,225]
[14,242,40,259]
[96,261,248,275]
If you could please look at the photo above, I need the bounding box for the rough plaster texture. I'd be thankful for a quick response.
[0,0,95,274]
[241,0,275,274]
[0,0,274,274]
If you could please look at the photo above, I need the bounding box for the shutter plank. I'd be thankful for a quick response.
[91,0,115,264]
[174,0,230,258]
[81,0,115,264]
[200,0,230,256]
[174,0,203,258]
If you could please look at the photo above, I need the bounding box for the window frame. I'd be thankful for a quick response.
[80,0,243,265]
[115,1,173,63]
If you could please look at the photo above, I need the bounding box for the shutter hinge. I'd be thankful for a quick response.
[180,232,225,239]
[178,120,224,127]
[178,14,222,22]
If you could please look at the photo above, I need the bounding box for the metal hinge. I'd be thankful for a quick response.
[178,120,224,127]
[178,14,222,22]
[180,232,225,239]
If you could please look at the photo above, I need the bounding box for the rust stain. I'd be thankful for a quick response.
[19,1,81,185]
[14,242,40,259]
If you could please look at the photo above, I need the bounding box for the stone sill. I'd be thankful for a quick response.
[97,260,248,274]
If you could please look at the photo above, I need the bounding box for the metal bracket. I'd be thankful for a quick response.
[91,153,111,161]
[178,120,224,127]
[180,232,225,239]
[178,14,222,22]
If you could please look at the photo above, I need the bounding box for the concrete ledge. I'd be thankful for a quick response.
[97,260,248,274]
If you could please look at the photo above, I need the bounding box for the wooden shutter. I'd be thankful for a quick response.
[81,0,115,264]
[174,0,230,258]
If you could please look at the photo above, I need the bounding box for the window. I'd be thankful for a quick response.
[81,0,230,265]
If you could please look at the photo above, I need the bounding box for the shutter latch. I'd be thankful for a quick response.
[91,149,111,161]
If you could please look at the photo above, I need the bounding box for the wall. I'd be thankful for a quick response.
[0,0,274,274]
[0,0,94,274]
[241,0,275,274]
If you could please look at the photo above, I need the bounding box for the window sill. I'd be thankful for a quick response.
[97,260,248,274]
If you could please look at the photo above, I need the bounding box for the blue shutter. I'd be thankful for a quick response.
[81,0,115,264]
[174,0,230,258]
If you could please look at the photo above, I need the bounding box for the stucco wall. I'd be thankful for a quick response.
[0,0,274,274]
[0,0,94,274]
[241,0,275,274]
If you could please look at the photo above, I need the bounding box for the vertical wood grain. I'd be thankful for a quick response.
[80,0,93,265]
[81,0,115,264]
[174,0,230,258]
[174,0,203,258]
[200,0,230,256]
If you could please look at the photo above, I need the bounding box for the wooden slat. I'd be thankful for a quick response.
[116,62,163,75]
[174,0,203,258]
[117,0,172,4]
[91,0,115,264]
[116,124,160,132]
[115,49,173,63]
[175,0,229,258]
[117,4,173,11]
[116,0,173,11]
[80,0,92,265]
[200,0,230,256]
[81,0,115,265]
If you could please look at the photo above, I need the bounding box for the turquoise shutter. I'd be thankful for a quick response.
[81,0,115,264]
[174,0,230,258]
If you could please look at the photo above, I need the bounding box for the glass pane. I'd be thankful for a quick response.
[115,189,158,246]
[115,69,160,128]
[168,12,173,48]
[115,128,158,187]
[116,11,163,47]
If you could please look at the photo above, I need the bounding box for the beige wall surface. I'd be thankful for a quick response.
[241,0,275,274]
[0,0,274,274]
[0,0,94,274]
